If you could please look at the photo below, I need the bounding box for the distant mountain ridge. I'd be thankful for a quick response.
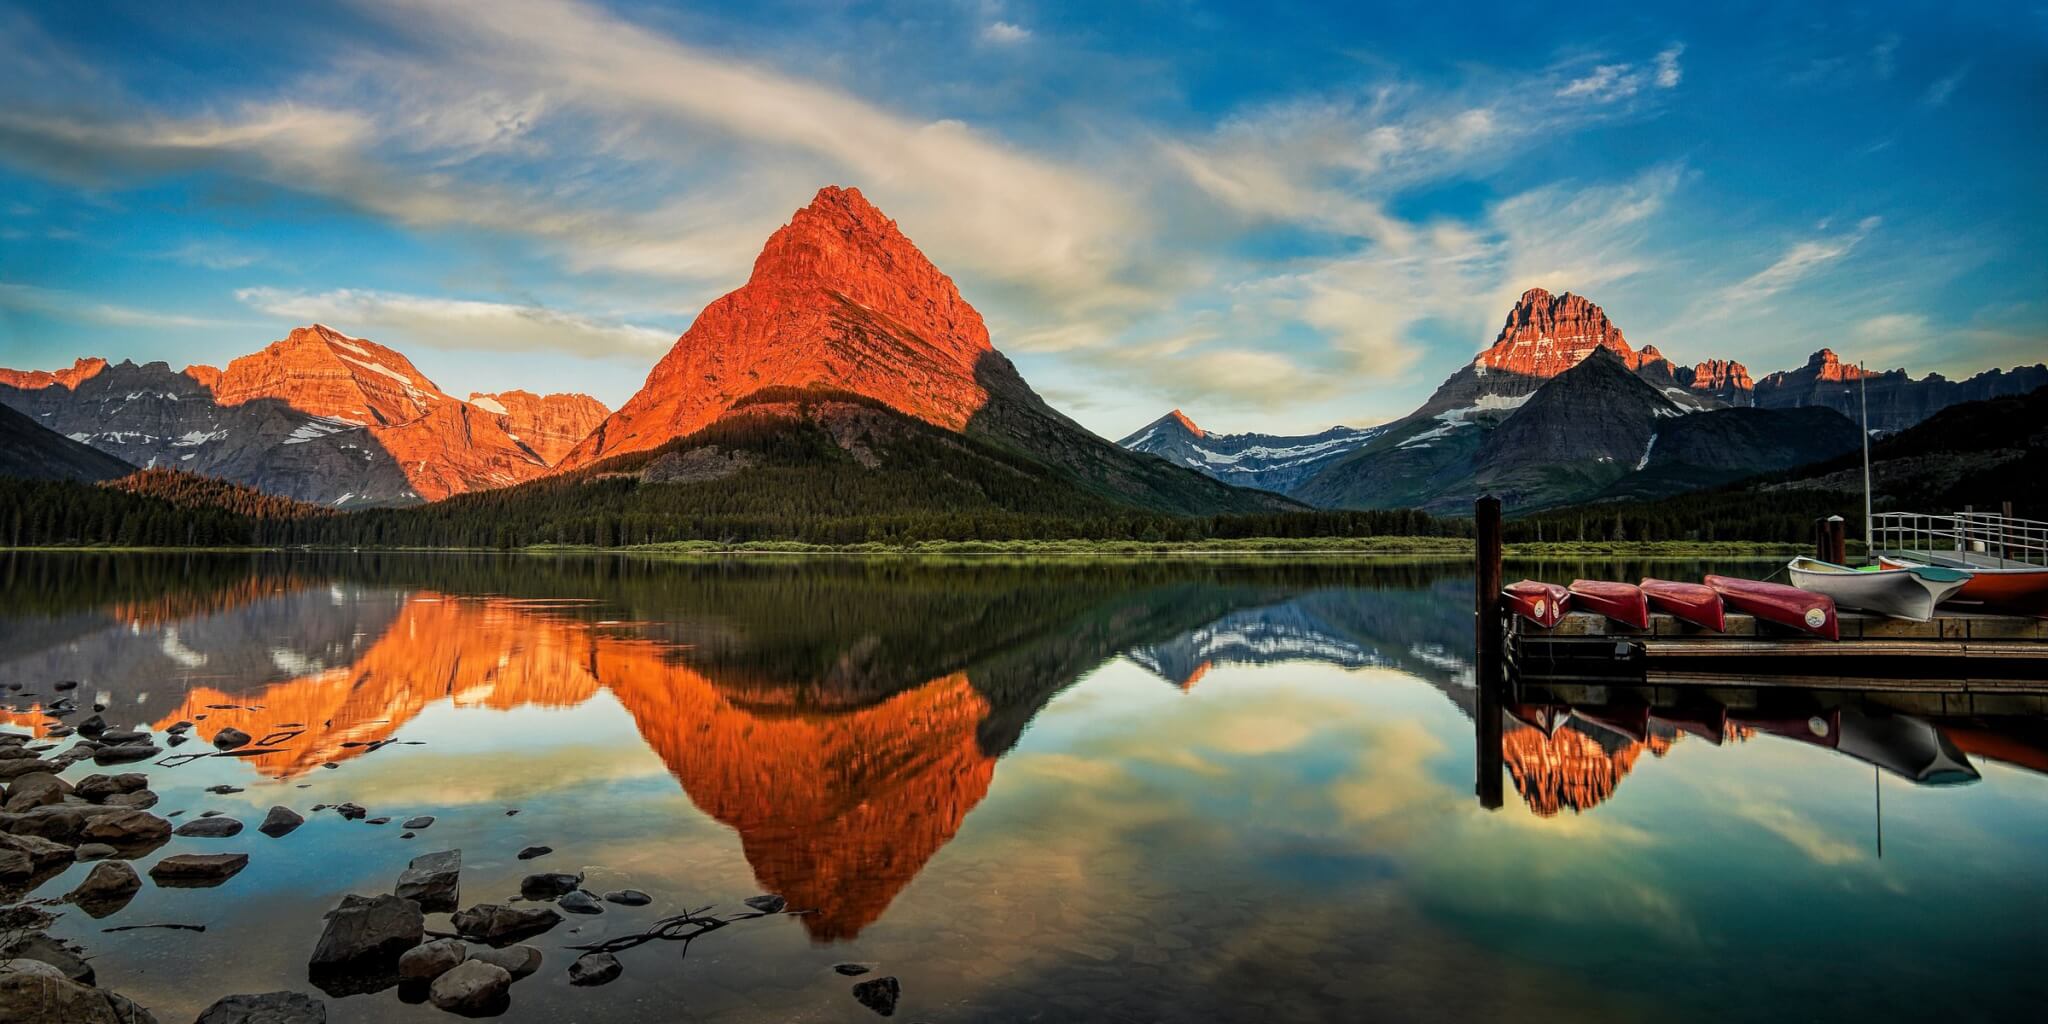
[0,326,608,505]
[1117,410,1384,494]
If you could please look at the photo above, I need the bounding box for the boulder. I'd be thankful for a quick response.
[744,894,788,914]
[852,976,901,1017]
[400,816,434,830]
[80,808,173,849]
[0,758,54,781]
[73,843,117,861]
[518,871,582,900]
[0,933,93,984]
[174,816,245,838]
[558,890,603,915]
[2,773,71,811]
[309,893,423,969]
[90,743,160,766]
[466,944,542,981]
[0,970,160,1024]
[333,803,366,821]
[567,952,621,986]
[102,790,158,809]
[515,845,551,860]
[213,727,252,750]
[148,853,248,887]
[397,938,467,982]
[450,903,561,945]
[97,729,149,744]
[0,833,73,872]
[602,889,652,907]
[428,960,511,1014]
[259,806,305,838]
[393,850,461,912]
[193,991,327,1024]
[66,860,141,906]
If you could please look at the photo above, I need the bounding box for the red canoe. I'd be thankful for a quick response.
[1706,574,1839,640]
[1569,579,1650,629]
[1640,578,1726,632]
[1502,580,1570,628]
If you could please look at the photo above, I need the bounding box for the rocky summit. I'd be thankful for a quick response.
[1752,348,2048,433]
[560,186,998,469]
[556,186,1292,515]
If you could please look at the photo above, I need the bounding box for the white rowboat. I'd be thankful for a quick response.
[1786,557,1972,622]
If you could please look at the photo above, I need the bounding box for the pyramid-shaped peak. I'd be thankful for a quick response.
[1168,409,1204,437]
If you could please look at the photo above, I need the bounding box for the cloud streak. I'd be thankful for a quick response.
[234,287,675,359]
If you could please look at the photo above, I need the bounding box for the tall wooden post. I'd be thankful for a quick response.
[1474,496,1504,810]
[1827,516,1847,565]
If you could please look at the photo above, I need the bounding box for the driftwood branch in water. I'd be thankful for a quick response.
[563,904,808,957]
[101,923,207,933]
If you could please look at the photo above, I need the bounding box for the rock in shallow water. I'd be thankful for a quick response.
[515,845,551,860]
[451,903,561,945]
[398,938,467,982]
[66,860,140,905]
[467,944,542,980]
[0,772,69,811]
[309,893,423,968]
[519,871,582,900]
[0,969,159,1024]
[558,890,603,915]
[193,990,327,1024]
[174,816,244,838]
[400,815,434,829]
[744,894,787,914]
[213,727,252,750]
[602,889,651,907]
[394,849,461,913]
[567,953,621,986]
[429,959,511,1013]
[259,806,305,838]
[852,976,901,1017]
[149,853,249,888]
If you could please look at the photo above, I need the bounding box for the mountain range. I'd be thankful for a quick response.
[4,188,2043,527]
[0,328,608,506]
[1129,287,2047,513]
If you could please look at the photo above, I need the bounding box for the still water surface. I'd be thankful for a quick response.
[2,553,2044,1022]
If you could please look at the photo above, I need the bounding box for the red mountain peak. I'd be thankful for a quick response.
[1169,409,1204,437]
[467,389,611,466]
[1477,288,1639,378]
[213,324,450,425]
[559,185,998,470]
[0,356,108,391]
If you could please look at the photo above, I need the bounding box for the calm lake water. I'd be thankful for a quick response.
[3,552,2045,1022]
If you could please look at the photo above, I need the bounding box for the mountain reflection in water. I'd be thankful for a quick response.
[3,552,2046,1023]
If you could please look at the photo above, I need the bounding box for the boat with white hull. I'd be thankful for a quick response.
[1786,556,1972,622]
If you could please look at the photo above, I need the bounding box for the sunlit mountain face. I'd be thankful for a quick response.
[5,552,2047,1022]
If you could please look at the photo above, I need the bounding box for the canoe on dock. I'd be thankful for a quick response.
[1640,579,1725,632]
[1787,556,1971,622]
[1569,580,1650,629]
[1503,580,1569,628]
[1706,575,1838,640]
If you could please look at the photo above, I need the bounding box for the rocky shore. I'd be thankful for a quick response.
[1,707,898,1021]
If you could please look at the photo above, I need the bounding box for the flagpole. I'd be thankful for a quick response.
[1861,363,1872,562]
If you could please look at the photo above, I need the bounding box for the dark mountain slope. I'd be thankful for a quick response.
[0,401,136,481]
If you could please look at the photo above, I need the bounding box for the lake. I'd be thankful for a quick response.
[3,552,2045,1022]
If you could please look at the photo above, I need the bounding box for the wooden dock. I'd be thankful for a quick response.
[1470,497,2048,695]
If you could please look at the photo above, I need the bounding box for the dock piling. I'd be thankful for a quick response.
[1474,496,1504,809]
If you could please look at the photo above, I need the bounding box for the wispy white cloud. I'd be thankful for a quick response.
[1560,63,1642,102]
[234,287,674,359]
[0,281,243,330]
[981,21,1031,44]
[1871,34,1899,80]
[1922,65,1968,107]
[1705,216,1881,311]
[1654,45,1685,88]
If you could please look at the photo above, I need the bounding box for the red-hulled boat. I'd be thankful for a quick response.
[1502,580,1570,628]
[1639,578,1725,631]
[1568,579,1650,629]
[1706,574,1839,640]
[1877,557,2048,617]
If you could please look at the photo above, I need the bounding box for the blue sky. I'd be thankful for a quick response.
[0,0,2041,436]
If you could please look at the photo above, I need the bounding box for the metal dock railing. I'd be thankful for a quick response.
[1873,511,2048,570]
